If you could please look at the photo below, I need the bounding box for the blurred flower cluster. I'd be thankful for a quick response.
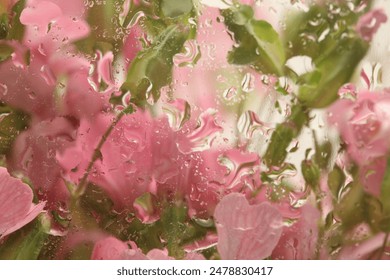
[0,0,390,260]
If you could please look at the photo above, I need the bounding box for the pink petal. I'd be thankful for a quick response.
[49,17,90,43]
[272,204,320,260]
[97,51,115,87]
[20,1,62,28]
[338,233,387,259]
[1,202,46,237]
[185,252,206,260]
[146,249,174,260]
[214,193,283,260]
[91,237,130,260]
[356,9,387,41]
[0,167,45,237]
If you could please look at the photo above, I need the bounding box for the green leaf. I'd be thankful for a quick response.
[0,219,48,260]
[328,165,345,200]
[134,192,156,218]
[160,0,193,18]
[75,0,120,54]
[364,194,384,232]
[284,3,369,108]
[313,134,332,170]
[378,158,390,232]
[302,159,320,189]
[381,158,390,212]
[6,0,25,41]
[222,6,285,75]
[264,104,307,167]
[0,13,8,39]
[0,43,13,62]
[0,111,29,155]
[160,203,187,259]
[334,182,365,230]
[297,39,367,108]
[120,24,189,107]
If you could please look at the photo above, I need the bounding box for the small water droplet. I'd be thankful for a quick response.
[162,98,191,131]
[127,11,145,28]
[237,110,272,139]
[0,83,8,96]
[223,87,237,101]
[241,73,255,93]
[28,91,37,99]
[173,40,201,68]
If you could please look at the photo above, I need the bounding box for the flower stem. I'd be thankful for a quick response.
[73,109,128,200]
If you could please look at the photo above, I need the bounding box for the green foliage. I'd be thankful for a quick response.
[260,1,370,168]
[333,182,365,230]
[285,3,369,108]
[120,25,189,107]
[6,0,26,41]
[0,13,8,39]
[379,158,390,232]
[302,159,320,189]
[328,165,345,199]
[0,43,13,62]
[313,134,332,170]
[75,0,123,54]
[160,0,193,18]
[264,104,308,167]
[222,5,285,75]
[160,202,187,258]
[111,0,197,108]
[0,110,29,155]
[0,219,48,260]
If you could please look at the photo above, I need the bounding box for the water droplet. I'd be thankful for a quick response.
[223,87,237,101]
[188,17,197,26]
[121,91,131,107]
[0,83,8,96]
[318,28,330,42]
[28,91,37,99]
[87,77,98,91]
[338,83,357,100]
[173,40,201,68]
[177,109,222,153]
[285,56,314,76]
[241,73,255,93]
[267,163,297,185]
[162,98,191,131]
[127,11,145,28]
[40,65,56,85]
[207,43,216,60]
[217,150,260,190]
[37,44,46,56]
[237,110,272,139]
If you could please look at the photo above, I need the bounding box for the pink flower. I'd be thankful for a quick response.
[91,236,205,260]
[58,110,261,218]
[20,0,89,54]
[338,232,389,259]
[356,9,387,41]
[214,193,283,260]
[0,167,45,237]
[8,117,75,208]
[57,112,155,210]
[0,44,57,119]
[0,1,109,121]
[328,90,390,196]
[272,204,320,260]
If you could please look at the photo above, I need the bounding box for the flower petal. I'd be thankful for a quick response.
[0,167,45,237]
[214,193,283,259]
